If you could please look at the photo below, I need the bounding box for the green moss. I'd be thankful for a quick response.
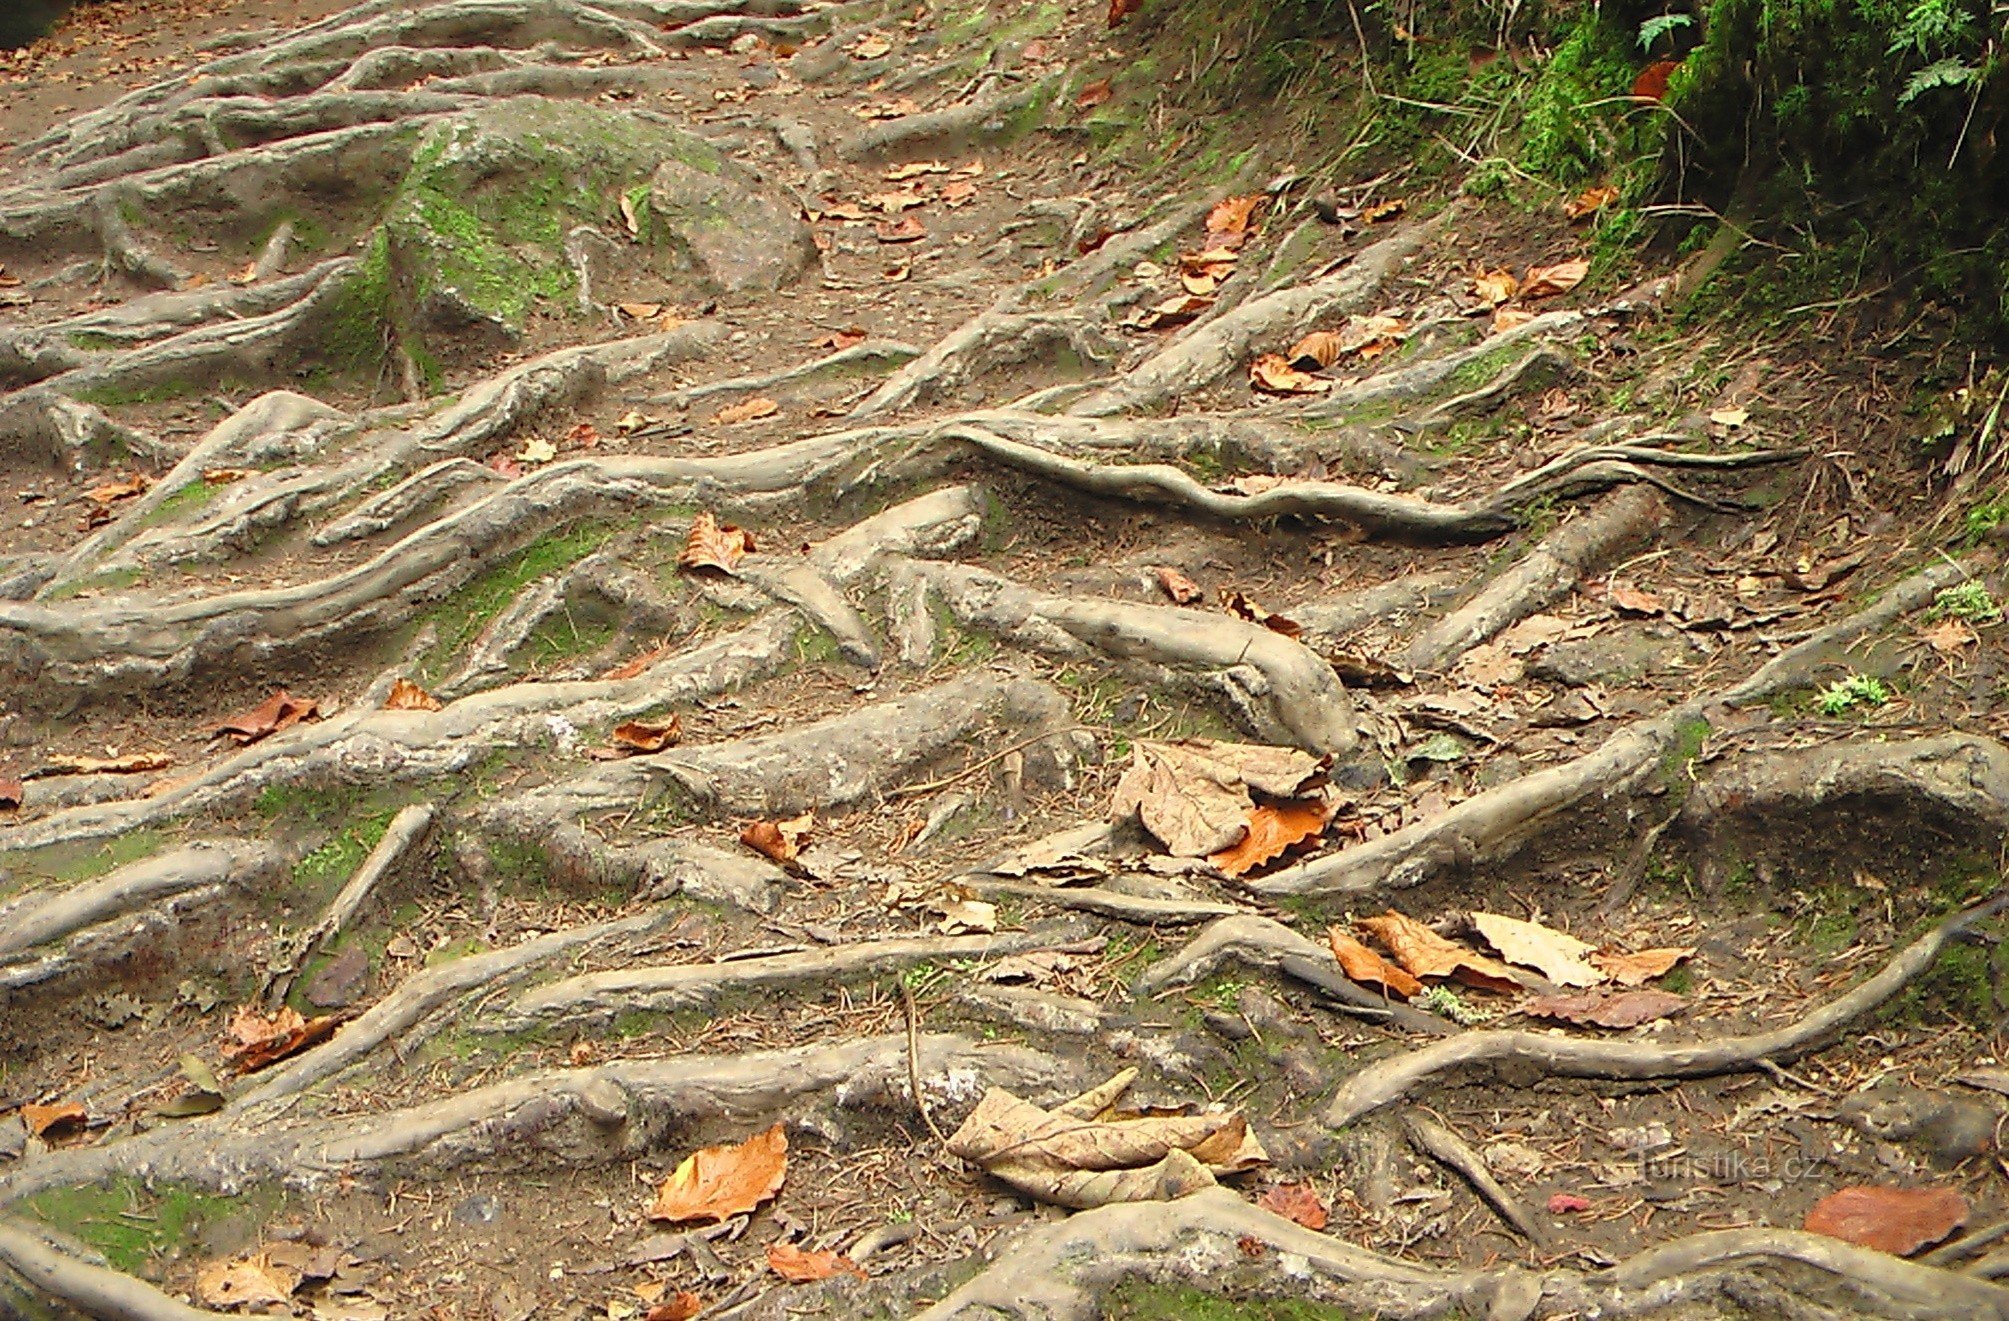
[254,781,362,826]
[139,478,227,529]
[291,811,394,896]
[0,830,167,901]
[1658,715,1711,796]
[73,378,202,408]
[412,522,620,682]
[24,1180,278,1276]
[423,935,492,967]
[792,625,845,667]
[1107,1283,1371,1319]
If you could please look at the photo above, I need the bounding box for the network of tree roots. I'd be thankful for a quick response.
[2,1,2008,1319]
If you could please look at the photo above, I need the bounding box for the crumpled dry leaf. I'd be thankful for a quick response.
[946,1071,1267,1209]
[1709,406,1750,428]
[217,691,320,746]
[1591,946,1694,986]
[1208,798,1331,878]
[0,775,21,810]
[874,213,926,243]
[1129,293,1213,330]
[1521,989,1686,1028]
[648,1123,788,1223]
[1803,1186,1967,1256]
[1256,1181,1329,1230]
[1609,583,1663,615]
[196,1254,300,1308]
[1249,353,1331,395]
[1521,258,1589,299]
[610,716,683,754]
[1204,194,1263,251]
[1327,929,1423,998]
[202,467,255,484]
[1076,78,1112,109]
[221,1004,340,1072]
[1220,589,1302,639]
[936,896,998,935]
[1111,739,1325,857]
[20,1101,86,1139]
[1564,184,1620,221]
[1108,0,1142,26]
[1357,912,1524,992]
[678,511,755,575]
[1493,306,1537,334]
[518,437,558,466]
[1155,566,1203,605]
[84,474,150,505]
[1470,911,1603,988]
[712,396,780,425]
[741,812,814,867]
[384,678,443,711]
[813,327,868,351]
[1471,268,1520,307]
[1361,197,1406,223]
[643,1295,705,1321]
[767,1241,865,1282]
[1922,617,1977,655]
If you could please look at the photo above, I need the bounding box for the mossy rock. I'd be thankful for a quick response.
[647,154,817,295]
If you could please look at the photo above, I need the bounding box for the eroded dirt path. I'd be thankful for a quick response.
[1,2,2007,1319]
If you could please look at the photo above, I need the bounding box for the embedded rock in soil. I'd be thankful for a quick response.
[648,152,819,296]
[1527,624,1704,688]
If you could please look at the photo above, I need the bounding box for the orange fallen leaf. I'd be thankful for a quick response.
[1632,58,1680,102]
[942,179,978,207]
[1076,78,1112,109]
[1208,798,1330,877]
[1609,583,1663,616]
[618,301,664,320]
[648,1123,788,1223]
[1492,306,1537,334]
[1220,590,1302,638]
[83,474,149,505]
[1129,292,1213,330]
[712,396,779,425]
[1356,911,1524,992]
[1361,197,1406,223]
[611,715,683,754]
[1289,315,1407,368]
[1256,1181,1329,1230]
[1204,194,1264,250]
[740,812,814,866]
[813,327,868,351]
[384,678,443,711]
[644,1295,705,1321]
[875,214,926,243]
[678,512,755,576]
[220,1004,340,1072]
[1564,184,1620,221]
[885,160,949,180]
[196,1255,299,1308]
[1288,330,1343,369]
[1155,566,1202,605]
[1804,1186,1966,1256]
[1249,353,1330,395]
[201,467,255,484]
[603,642,675,681]
[20,1101,86,1139]
[1471,268,1519,307]
[1591,946,1694,986]
[216,690,321,745]
[1107,0,1142,26]
[1328,929,1424,998]
[1522,258,1589,299]
[0,775,21,810]
[567,421,601,448]
[767,1241,866,1282]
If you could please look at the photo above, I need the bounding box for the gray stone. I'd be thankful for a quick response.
[452,1192,501,1226]
[1527,625,1699,688]
[305,943,371,1008]
[649,151,817,296]
[1839,1084,2000,1168]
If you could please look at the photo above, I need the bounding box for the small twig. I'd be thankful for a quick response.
[1403,1110,1548,1247]
[904,982,948,1147]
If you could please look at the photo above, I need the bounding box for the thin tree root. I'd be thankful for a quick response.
[263,803,436,1008]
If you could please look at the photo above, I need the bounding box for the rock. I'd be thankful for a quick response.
[305,943,371,1008]
[452,1192,501,1226]
[1483,1140,1546,1180]
[1527,625,1700,688]
[1840,1085,1999,1168]
[649,151,817,296]
[1201,1009,1252,1042]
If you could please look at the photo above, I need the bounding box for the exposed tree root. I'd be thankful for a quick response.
[263,803,435,1007]
[0,1219,221,1321]
[836,77,1059,164]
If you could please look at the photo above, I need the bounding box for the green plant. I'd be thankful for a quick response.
[1814,673,1892,716]
[1419,984,1494,1025]
[1928,580,2003,622]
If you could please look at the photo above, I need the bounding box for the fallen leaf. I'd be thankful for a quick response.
[1492,306,1537,333]
[1249,353,1331,395]
[643,1296,704,1321]
[813,327,868,351]
[20,1102,85,1139]
[568,422,601,449]
[1522,258,1589,299]
[1361,197,1406,223]
[1472,911,1604,987]
[220,1004,340,1072]
[1591,946,1694,986]
[384,678,443,712]
[488,455,524,478]
[1208,798,1330,877]
[1356,912,1524,992]
[1155,566,1203,605]
[33,752,173,776]
[603,643,675,681]
[885,160,949,180]
[1521,989,1687,1028]
[1609,583,1663,615]
[0,776,20,810]
[942,179,978,207]
[1076,78,1112,109]
[1632,58,1680,102]
[1548,1193,1593,1213]
[1111,739,1325,857]
[874,214,926,243]
[1220,589,1303,638]
[619,191,642,238]
[1922,617,1977,654]
[1204,194,1264,250]
[1128,293,1213,330]
[83,474,149,505]
[611,715,683,754]
[1471,268,1519,307]
[1108,0,1143,25]
[766,1241,865,1282]
[1237,1234,1267,1257]
[1290,315,1408,368]
[1256,1182,1329,1230]
[519,437,558,465]
[1327,929,1424,998]
[1803,1186,1967,1256]
[712,396,780,425]
[740,812,814,867]
[216,691,321,745]
[1564,184,1620,221]
[937,896,998,935]
[201,467,255,484]
[196,1255,300,1309]
[851,33,891,58]
[864,188,926,213]
[1708,406,1749,428]
[618,302,664,320]
[649,1123,788,1223]
[678,512,755,576]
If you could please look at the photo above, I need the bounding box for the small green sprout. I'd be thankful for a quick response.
[1419,985,1495,1025]
[1928,581,2002,623]
[1815,674,1892,716]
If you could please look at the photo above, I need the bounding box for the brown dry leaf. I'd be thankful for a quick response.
[1076,78,1112,109]
[1208,798,1330,877]
[221,1004,340,1072]
[619,191,642,238]
[1521,989,1686,1028]
[712,396,779,425]
[0,775,21,810]
[1922,617,1978,654]
[1112,739,1324,857]
[946,1073,1267,1209]
[1293,314,1408,367]
[851,33,892,58]
[201,467,255,484]
[1204,194,1264,250]
[1564,184,1621,221]
[813,327,868,351]
[602,643,674,681]
[1180,247,1241,281]
[35,752,173,776]
[644,1295,705,1321]
[1357,912,1524,992]
[618,301,664,320]
[740,812,814,867]
[1256,1182,1329,1230]
[649,1123,788,1223]
[874,213,926,243]
[20,1101,86,1139]
[1129,293,1213,330]
[611,716,683,754]
[1361,197,1406,223]
[384,678,443,712]
[1155,566,1203,605]
[1288,329,1344,370]
[678,512,755,575]
[1219,590,1303,639]
[1493,306,1537,333]
[1470,911,1604,988]
[1471,268,1519,307]
[1633,58,1680,102]
[83,474,149,504]
[766,1242,866,1283]
[1522,258,1589,299]
[885,160,950,180]
[1803,1186,1967,1256]
[1108,0,1143,26]
[1328,929,1424,998]
[942,179,978,207]
[196,1255,300,1309]
[864,188,925,213]
[1609,583,1663,616]
[1591,946,1695,986]
[216,690,321,745]
[1249,353,1331,395]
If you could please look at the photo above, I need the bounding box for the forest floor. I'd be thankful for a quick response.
[1,1,2008,1319]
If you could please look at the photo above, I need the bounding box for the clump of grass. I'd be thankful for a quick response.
[1928,581,2003,623]
[1419,984,1494,1025]
[1814,673,1892,716]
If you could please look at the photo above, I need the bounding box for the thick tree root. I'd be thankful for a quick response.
[0,1219,221,1321]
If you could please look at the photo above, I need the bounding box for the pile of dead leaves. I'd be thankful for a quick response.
[645,1123,864,1289]
[1328,911,1693,1026]
[1251,314,1410,396]
[1464,257,1588,333]
[220,1004,341,1073]
[947,1068,1267,1208]
[1110,738,1335,878]
[1126,194,1264,330]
